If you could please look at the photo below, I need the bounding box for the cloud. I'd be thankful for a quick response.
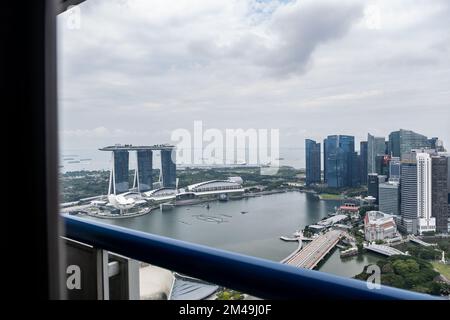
[58,0,450,163]
[257,0,364,75]
[62,127,148,138]
[302,89,383,107]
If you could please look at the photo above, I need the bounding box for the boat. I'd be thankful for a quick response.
[241,211,248,214]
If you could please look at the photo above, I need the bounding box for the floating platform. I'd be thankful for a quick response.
[280,236,299,242]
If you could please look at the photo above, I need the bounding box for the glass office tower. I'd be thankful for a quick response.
[324,135,355,188]
[400,161,418,234]
[323,135,338,183]
[136,150,153,192]
[401,129,429,159]
[305,139,321,185]
[161,149,177,188]
[375,155,391,177]
[379,182,400,215]
[389,157,401,182]
[360,141,368,185]
[113,150,129,194]
[388,131,400,157]
[351,152,361,187]
[327,148,347,188]
[367,133,386,174]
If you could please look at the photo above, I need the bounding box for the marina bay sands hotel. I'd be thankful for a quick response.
[99,144,176,195]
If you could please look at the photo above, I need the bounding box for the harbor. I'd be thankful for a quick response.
[84,191,384,278]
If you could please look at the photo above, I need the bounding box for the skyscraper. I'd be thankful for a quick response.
[389,157,401,182]
[360,141,368,185]
[305,139,321,185]
[326,148,347,188]
[112,150,129,194]
[367,133,386,174]
[427,137,446,152]
[379,181,400,216]
[431,155,448,233]
[416,153,436,234]
[428,137,439,150]
[323,135,338,183]
[398,129,428,160]
[351,152,361,187]
[339,135,355,154]
[388,131,400,157]
[375,154,391,177]
[340,135,356,187]
[135,150,153,192]
[400,159,418,234]
[100,144,177,194]
[324,135,355,188]
[161,149,177,188]
[367,173,378,200]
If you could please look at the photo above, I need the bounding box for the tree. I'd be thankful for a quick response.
[356,241,364,254]
[354,255,444,296]
[392,259,420,275]
[359,205,375,218]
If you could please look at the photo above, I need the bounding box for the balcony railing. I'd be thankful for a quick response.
[63,215,439,300]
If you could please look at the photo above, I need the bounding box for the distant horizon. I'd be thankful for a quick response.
[59,1,450,165]
[59,127,448,172]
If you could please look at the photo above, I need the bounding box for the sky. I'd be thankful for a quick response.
[58,0,450,167]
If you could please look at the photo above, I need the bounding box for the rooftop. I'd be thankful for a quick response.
[317,214,347,226]
[99,144,175,151]
[365,211,396,226]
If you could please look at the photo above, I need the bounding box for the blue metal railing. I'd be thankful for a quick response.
[63,215,439,300]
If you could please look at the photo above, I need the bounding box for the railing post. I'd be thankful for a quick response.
[107,253,140,300]
[63,238,109,300]
[127,260,140,300]
[96,248,109,300]
[64,238,140,300]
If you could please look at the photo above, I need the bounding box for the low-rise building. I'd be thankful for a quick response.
[317,214,348,227]
[364,211,398,241]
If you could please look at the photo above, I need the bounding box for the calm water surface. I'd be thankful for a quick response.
[85,192,383,277]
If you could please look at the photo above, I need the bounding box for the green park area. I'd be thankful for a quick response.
[216,289,244,300]
[432,262,450,279]
[355,255,450,296]
[318,193,344,200]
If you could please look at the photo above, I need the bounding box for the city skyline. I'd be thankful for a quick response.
[58,0,450,153]
[304,130,449,235]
